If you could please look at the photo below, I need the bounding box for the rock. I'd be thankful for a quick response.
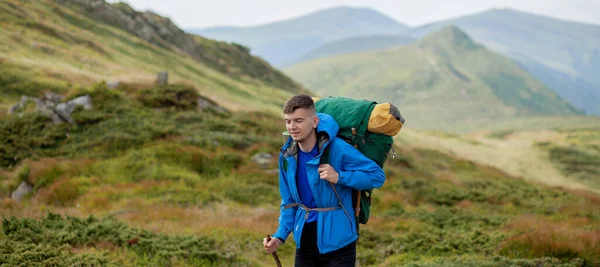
[44,92,62,103]
[54,95,93,124]
[197,97,212,110]
[197,97,228,114]
[11,181,33,202]
[107,80,121,89]
[7,104,19,114]
[252,153,273,168]
[7,96,37,115]
[8,93,93,124]
[68,95,93,110]
[156,72,168,85]
[56,0,201,70]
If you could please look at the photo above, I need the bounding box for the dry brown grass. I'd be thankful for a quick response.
[116,202,280,236]
[35,177,80,205]
[21,158,94,185]
[500,216,600,265]
[397,128,596,194]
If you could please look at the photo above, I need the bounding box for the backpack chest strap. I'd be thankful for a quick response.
[283,203,340,220]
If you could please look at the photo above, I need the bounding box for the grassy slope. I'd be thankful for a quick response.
[398,126,600,194]
[0,0,302,114]
[1,82,599,266]
[284,26,585,133]
[1,2,599,266]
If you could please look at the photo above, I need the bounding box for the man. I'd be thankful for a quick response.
[263,94,385,266]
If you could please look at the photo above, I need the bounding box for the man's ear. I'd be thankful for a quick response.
[313,115,319,129]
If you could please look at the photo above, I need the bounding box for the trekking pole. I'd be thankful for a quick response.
[266,234,282,267]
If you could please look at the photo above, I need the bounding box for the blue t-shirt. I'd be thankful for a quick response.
[297,144,319,223]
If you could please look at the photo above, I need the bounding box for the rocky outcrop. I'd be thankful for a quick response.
[54,0,305,93]
[56,0,195,53]
[197,96,227,114]
[8,92,93,124]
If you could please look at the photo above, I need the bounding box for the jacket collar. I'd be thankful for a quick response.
[282,131,330,158]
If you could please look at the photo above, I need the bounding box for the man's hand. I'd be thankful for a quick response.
[318,164,339,184]
[263,236,283,254]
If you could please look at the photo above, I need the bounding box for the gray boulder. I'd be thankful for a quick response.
[11,181,33,202]
[252,153,273,169]
[197,97,228,114]
[55,95,93,123]
[7,93,93,124]
[107,80,121,89]
[156,72,168,85]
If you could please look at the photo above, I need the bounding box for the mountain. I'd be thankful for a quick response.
[297,34,414,63]
[188,6,410,66]
[284,26,581,132]
[2,2,600,266]
[411,8,600,116]
[0,0,307,113]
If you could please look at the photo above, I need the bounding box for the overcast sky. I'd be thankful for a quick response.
[108,0,600,29]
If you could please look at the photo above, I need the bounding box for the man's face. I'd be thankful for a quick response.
[284,108,318,143]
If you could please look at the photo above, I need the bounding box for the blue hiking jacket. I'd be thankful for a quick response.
[273,113,386,254]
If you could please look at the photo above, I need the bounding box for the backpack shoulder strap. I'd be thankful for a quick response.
[319,144,331,165]
[320,143,352,222]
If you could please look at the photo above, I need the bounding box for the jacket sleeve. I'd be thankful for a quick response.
[272,155,297,242]
[335,140,386,191]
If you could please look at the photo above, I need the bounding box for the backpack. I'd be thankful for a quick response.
[314,96,404,227]
[283,96,405,230]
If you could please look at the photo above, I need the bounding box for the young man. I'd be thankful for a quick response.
[263,94,385,266]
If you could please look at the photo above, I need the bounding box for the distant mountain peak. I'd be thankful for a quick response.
[419,25,477,49]
[188,5,409,66]
[306,5,395,18]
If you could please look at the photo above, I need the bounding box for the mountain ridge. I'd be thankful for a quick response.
[189,6,410,66]
[284,26,582,132]
[410,8,600,115]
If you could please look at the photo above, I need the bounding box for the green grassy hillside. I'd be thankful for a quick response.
[0,0,306,113]
[1,82,599,266]
[285,26,583,132]
[1,2,599,266]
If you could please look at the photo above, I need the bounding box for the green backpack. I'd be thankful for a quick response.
[315,96,404,227]
[283,96,405,229]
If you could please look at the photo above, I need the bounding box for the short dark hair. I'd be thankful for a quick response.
[283,94,315,114]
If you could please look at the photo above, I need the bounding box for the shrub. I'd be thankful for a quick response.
[0,113,68,169]
[136,84,199,111]
[2,213,239,265]
[0,240,114,267]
